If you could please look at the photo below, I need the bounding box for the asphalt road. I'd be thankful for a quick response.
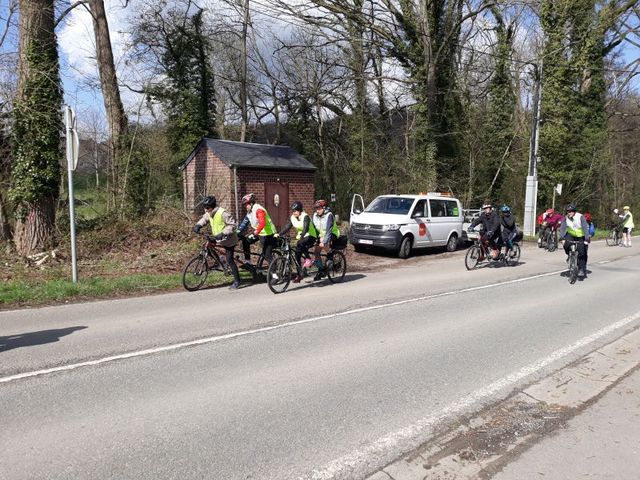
[1,241,639,479]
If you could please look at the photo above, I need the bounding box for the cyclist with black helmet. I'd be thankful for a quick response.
[559,203,591,279]
[237,193,278,268]
[499,205,519,256]
[192,196,241,289]
[468,202,501,259]
[278,201,318,282]
[312,199,340,280]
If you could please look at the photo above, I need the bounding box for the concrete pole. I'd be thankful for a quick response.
[65,106,78,283]
[524,64,541,237]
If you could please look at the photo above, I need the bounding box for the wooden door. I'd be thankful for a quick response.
[264,182,289,230]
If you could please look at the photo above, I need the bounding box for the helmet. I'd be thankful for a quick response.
[241,193,256,205]
[545,208,554,215]
[500,205,511,214]
[291,201,303,212]
[482,203,492,210]
[624,205,630,210]
[565,203,576,213]
[314,199,327,209]
[202,196,216,209]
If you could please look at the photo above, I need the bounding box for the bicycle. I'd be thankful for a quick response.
[182,234,282,291]
[464,231,521,270]
[267,236,347,294]
[606,226,622,246]
[542,227,559,252]
[564,239,584,284]
[182,234,236,291]
[235,232,282,278]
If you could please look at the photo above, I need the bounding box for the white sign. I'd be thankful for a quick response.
[555,183,563,195]
[330,193,336,202]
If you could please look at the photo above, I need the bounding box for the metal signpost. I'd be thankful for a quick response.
[64,106,80,283]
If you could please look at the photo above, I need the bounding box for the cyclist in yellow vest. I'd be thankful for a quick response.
[312,199,340,280]
[559,203,591,279]
[237,193,278,268]
[619,206,634,247]
[279,201,318,283]
[192,196,241,289]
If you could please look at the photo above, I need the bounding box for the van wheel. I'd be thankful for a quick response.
[398,236,412,259]
[446,233,458,252]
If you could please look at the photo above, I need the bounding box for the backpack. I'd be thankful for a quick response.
[588,222,596,237]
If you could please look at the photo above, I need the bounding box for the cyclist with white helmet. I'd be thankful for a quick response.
[468,202,501,259]
[559,203,591,279]
[619,206,634,247]
[237,193,278,267]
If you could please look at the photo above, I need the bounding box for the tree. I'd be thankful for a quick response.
[10,0,62,255]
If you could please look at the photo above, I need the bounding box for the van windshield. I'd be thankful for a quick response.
[365,197,414,215]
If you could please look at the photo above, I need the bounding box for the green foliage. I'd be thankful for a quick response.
[9,38,62,218]
[539,0,609,210]
[138,6,217,168]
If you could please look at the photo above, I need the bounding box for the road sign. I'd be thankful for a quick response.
[555,183,563,195]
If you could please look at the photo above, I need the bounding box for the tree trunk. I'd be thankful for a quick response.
[12,0,61,255]
[87,0,128,205]
[13,195,55,255]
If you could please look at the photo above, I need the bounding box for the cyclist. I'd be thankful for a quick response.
[619,206,634,247]
[312,199,340,280]
[237,193,278,268]
[278,201,318,283]
[537,208,563,247]
[192,196,241,290]
[559,203,591,279]
[499,205,518,257]
[468,203,501,259]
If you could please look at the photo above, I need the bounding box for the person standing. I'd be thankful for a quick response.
[192,196,241,290]
[619,206,634,247]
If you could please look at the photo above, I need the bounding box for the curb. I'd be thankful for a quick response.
[366,327,640,480]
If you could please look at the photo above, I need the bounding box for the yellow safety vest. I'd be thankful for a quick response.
[248,202,276,236]
[209,208,226,235]
[566,213,585,237]
[313,212,340,239]
[291,212,318,239]
[623,212,634,229]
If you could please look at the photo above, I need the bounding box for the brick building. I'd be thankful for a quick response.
[180,138,316,229]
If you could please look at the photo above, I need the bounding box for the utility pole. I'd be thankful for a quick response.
[524,63,541,237]
[239,0,249,142]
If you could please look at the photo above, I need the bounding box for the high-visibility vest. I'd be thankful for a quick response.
[291,212,317,240]
[623,212,634,229]
[566,213,585,237]
[209,208,226,235]
[248,202,276,236]
[313,211,340,239]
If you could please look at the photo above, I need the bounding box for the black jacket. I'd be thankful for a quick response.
[470,211,501,237]
[500,213,516,232]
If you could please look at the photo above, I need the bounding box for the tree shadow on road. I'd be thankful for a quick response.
[0,326,88,353]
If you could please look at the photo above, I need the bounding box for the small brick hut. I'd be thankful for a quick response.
[181,138,317,229]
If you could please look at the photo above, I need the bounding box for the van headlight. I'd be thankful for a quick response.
[384,224,401,231]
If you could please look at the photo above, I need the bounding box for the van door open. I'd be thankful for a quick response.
[350,194,365,223]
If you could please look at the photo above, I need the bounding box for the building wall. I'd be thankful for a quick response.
[183,146,232,215]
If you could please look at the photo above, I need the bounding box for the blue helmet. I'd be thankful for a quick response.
[500,205,511,214]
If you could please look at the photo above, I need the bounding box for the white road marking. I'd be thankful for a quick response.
[308,311,640,480]
[0,265,616,385]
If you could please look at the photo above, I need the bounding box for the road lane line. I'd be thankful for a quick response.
[308,312,640,480]
[0,267,613,384]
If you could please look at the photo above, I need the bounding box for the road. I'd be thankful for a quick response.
[1,241,639,479]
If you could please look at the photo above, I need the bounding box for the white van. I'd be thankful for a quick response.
[349,193,464,258]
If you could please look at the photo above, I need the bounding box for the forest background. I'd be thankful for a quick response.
[0,0,639,260]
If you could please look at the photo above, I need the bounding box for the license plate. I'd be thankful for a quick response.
[359,239,373,245]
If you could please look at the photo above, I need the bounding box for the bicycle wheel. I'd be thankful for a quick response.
[267,256,292,294]
[505,244,521,266]
[182,254,209,291]
[465,245,481,270]
[569,254,578,284]
[547,233,557,252]
[327,251,347,283]
[606,230,618,246]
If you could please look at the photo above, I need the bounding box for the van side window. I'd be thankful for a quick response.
[444,200,459,217]
[429,199,446,217]
[412,200,427,217]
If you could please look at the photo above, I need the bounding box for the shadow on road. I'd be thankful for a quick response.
[0,326,88,353]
